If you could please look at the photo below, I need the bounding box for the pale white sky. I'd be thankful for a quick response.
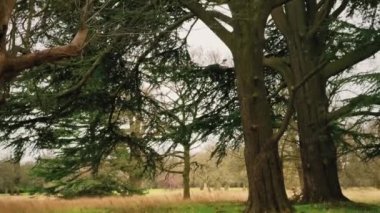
[182,20,233,65]
[184,19,379,70]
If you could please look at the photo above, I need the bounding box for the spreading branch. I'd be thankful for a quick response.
[0,0,93,84]
[322,36,380,79]
[327,95,380,121]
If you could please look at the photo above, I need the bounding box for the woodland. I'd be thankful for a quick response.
[0,0,379,213]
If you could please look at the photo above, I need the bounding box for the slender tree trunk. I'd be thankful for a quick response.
[232,19,291,213]
[296,156,304,194]
[13,160,21,195]
[183,144,191,199]
[288,131,304,193]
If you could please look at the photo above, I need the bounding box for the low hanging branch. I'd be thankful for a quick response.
[0,0,93,85]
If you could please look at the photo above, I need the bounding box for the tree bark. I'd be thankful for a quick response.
[287,40,347,202]
[183,144,191,199]
[294,80,347,202]
[232,14,291,213]
[0,0,91,89]
[271,1,348,202]
[180,1,292,211]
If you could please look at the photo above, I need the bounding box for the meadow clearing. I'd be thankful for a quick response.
[0,187,379,213]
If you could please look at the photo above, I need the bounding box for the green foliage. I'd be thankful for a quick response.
[0,161,45,194]
[191,148,247,189]
[31,144,148,197]
[47,174,143,198]
[1,0,380,204]
[0,161,17,193]
[0,1,189,196]
[327,71,380,158]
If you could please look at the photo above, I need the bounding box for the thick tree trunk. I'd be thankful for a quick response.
[271,1,348,203]
[294,80,347,202]
[288,41,347,202]
[183,144,191,199]
[182,1,292,211]
[232,21,291,212]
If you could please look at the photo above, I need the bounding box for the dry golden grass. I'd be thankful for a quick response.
[0,188,379,213]
[0,188,246,213]
[343,187,380,204]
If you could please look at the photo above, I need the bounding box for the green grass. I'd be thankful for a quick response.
[55,209,113,213]
[58,202,380,213]
[138,202,244,213]
[57,202,243,213]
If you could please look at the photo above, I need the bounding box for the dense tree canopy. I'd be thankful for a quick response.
[0,1,379,212]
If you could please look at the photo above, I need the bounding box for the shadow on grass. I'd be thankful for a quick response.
[295,202,380,213]
[134,202,380,213]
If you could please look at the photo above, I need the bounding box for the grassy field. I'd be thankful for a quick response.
[0,188,379,213]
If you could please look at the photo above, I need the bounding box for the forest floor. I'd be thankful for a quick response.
[0,187,379,213]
